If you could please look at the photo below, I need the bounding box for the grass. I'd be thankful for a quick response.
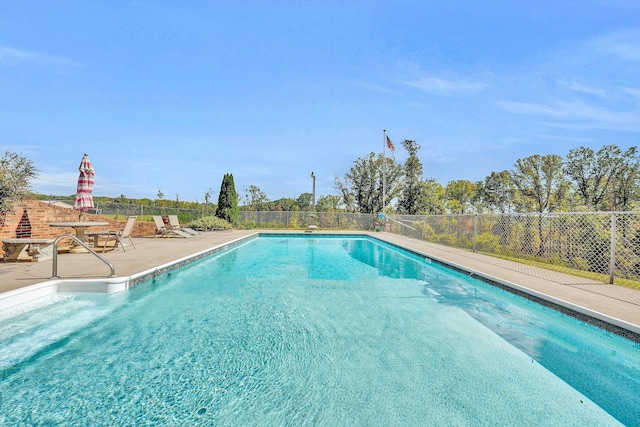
[483,252,640,290]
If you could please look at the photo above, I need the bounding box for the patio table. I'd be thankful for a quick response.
[49,221,109,253]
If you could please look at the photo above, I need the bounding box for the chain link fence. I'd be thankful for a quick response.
[51,199,215,225]
[389,211,640,284]
[236,210,640,283]
[85,202,377,231]
[56,198,639,284]
[237,211,376,231]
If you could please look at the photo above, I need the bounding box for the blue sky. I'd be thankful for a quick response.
[2,1,639,203]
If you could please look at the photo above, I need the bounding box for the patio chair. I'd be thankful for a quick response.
[153,215,191,238]
[86,216,137,252]
[168,215,199,235]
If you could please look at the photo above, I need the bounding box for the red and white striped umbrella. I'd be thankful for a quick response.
[74,153,95,212]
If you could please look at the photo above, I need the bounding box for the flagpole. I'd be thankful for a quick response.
[382,129,386,215]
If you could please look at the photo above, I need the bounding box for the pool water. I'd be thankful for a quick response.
[0,236,638,426]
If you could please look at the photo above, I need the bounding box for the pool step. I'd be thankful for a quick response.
[0,294,123,372]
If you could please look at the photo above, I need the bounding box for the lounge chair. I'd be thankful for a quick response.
[168,215,199,235]
[86,216,137,252]
[153,215,191,238]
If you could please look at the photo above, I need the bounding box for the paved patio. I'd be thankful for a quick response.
[2,230,639,334]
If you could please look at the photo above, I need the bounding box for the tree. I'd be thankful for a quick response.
[444,179,477,214]
[0,150,38,224]
[478,171,517,213]
[610,149,640,210]
[216,173,238,224]
[417,178,446,214]
[316,195,343,212]
[242,185,270,211]
[334,152,402,214]
[564,145,634,210]
[511,154,566,213]
[272,197,297,211]
[204,188,213,206]
[397,140,423,215]
[511,154,568,257]
[296,192,313,211]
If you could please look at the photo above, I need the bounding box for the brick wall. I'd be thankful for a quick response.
[15,210,32,238]
[1,200,156,257]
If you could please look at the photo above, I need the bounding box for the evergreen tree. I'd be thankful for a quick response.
[216,173,238,224]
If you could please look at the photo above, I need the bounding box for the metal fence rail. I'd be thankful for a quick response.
[389,211,640,284]
[55,200,215,225]
[55,198,639,284]
[237,211,375,230]
[235,210,640,284]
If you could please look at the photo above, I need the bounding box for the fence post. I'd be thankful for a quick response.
[609,212,616,284]
[473,214,477,252]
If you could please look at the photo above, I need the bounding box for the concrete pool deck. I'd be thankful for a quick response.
[1,229,639,335]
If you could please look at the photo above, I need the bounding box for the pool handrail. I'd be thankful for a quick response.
[51,233,116,279]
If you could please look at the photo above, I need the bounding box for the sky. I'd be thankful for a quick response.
[1,1,639,204]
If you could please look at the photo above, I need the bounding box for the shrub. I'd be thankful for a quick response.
[187,215,232,231]
[475,233,500,253]
[436,234,457,246]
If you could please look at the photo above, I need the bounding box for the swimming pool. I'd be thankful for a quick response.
[0,235,638,425]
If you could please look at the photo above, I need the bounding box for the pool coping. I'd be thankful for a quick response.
[367,234,640,343]
[1,231,638,344]
[0,233,259,311]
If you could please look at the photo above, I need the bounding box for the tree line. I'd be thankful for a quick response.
[335,142,639,215]
[3,144,639,218]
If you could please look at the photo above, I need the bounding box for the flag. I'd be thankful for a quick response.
[386,135,395,153]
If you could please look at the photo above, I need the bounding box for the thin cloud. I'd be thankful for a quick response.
[589,29,640,62]
[559,80,609,98]
[536,133,594,144]
[0,46,82,69]
[355,81,400,95]
[32,172,78,194]
[496,99,640,132]
[400,76,487,96]
[623,87,640,98]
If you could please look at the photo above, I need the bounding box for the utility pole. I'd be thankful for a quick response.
[382,130,386,214]
[311,171,316,211]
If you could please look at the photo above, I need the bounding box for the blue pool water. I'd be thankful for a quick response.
[0,235,638,426]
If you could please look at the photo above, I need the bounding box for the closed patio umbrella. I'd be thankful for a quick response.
[74,153,95,219]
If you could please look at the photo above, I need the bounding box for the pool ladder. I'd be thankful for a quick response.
[51,234,116,279]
